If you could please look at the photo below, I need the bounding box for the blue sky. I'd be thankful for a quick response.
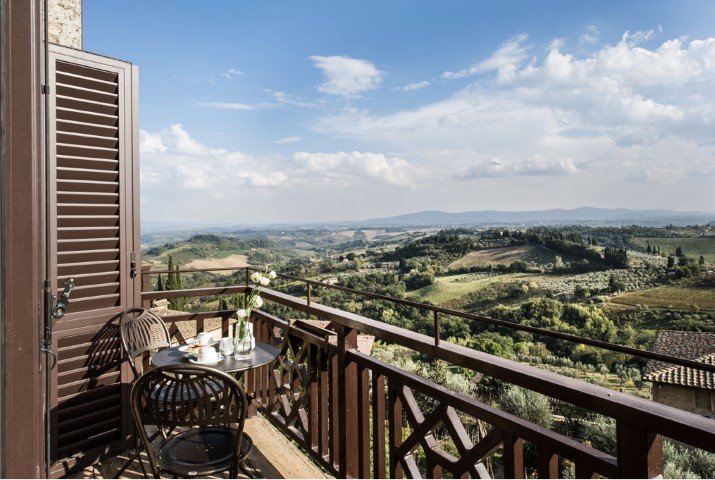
[85,1,715,224]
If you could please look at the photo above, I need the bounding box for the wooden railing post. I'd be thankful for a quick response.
[309,342,320,451]
[616,421,663,478]
[372,373,387,479]
[318,347,330,461]
[141,265,151,308]
[537,446,559,479]
[337,324,359,478]
[503,435,525,479]
[388,382,404,479]
[357,364,371,478]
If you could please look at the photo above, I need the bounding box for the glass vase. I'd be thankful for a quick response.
[233,319,254,358]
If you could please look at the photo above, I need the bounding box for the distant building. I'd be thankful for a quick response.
[644,331,715,417]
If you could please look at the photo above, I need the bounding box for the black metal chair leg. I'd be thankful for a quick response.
[238,458,258,479]
[114,447,141,478]
[137,452,149,479]
[114,428,161,478]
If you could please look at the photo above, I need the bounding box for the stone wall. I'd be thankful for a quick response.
[48,0,82,49]
[652,383,715,418]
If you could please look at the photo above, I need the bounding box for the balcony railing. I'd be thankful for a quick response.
[141,267,715,479]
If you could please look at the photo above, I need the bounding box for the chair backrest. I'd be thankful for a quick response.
[119,307,171,377]
[130,365,248,477]
[131,364,247,429]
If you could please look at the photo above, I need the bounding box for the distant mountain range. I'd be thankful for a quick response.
[143,207,715,234]
[352,207,715,227]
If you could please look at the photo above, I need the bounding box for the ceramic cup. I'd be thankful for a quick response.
[196,332,214,346]
[197,346,218,363]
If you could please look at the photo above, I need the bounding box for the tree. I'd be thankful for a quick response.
[667,256,676,269]
[676,246,684,257]
[608,274,625,293]
[498,386,553,429]
[699,255,706,265]
[554,255,564,270]
[647,244,652,254]
[218,298,229,311]
[165,255,186,310]
[166,255,175,288]
[603,247,628,268]
[405,271,434,290]
[574,284,590,298]
[157,274,164,291]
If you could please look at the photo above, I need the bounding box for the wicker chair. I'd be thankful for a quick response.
[131,364,254,478]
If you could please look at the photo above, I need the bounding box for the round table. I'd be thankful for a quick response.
[152,341,280,375]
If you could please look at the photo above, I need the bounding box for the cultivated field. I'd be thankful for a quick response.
[610,285,715,311]
[409,272,528,304]
[184,254,249,271]
[632,237,715,263]
[449,245,557,269]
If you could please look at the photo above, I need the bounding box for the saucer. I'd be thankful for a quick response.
[188,353,224,365]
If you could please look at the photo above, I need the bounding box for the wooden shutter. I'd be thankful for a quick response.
[47,45,140,476]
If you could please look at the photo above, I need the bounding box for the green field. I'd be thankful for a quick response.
[632,237,715,263]
[409,272,529,304]
[610,285,715,311]
[449,245,557,269]
[149,241,245,263]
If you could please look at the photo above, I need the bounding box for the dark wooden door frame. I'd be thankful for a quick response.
[0,0,46,477]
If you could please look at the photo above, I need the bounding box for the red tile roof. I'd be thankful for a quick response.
[645,331,715,390]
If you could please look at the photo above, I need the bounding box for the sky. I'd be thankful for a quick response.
[84,0,715,224]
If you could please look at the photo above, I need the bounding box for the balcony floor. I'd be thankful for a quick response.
[70,415,331,479]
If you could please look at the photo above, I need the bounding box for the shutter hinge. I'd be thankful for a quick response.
[42,84,50,95]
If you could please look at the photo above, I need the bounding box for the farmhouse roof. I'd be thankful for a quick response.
[644,331,715,390]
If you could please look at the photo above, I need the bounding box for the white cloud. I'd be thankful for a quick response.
[460,156,578,178]
[579,25,600,46]
[442,34,529,80]
[221,68,245,79]
[275,136,302,144]
[394,80,431,92]
[140,124,288,193]
[310,55,383,98]
[139,130,167,154]
[294,151,415,187]
[265,90,318,109]
[314,32,715,197]
[622,29,656,46]
[198,102,256,111]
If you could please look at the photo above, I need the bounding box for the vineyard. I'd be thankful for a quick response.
[610,285,715,311]
[632,236,715,263]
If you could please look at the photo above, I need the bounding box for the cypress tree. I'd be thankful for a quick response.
[166,255,176,290]
[699,255,705,265]
[157,274,164,291]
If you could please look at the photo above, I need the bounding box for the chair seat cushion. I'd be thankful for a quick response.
[157,426,253,476]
